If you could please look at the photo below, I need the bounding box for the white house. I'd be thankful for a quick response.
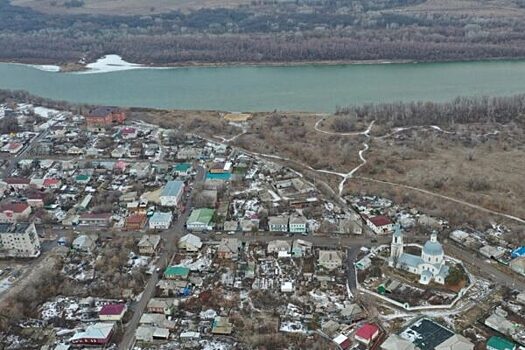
[148,212,173,230]
[72,235,96,253]
[267,240,291,254]
[159,180,185,207]
[178,234,203,252]
[289,215,307,234]
[318,250,343,270]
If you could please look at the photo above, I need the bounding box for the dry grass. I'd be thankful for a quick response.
[12,0,250,15]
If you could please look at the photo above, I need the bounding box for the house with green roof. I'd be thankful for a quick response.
[186,208,215,231]
[75,174,91,184]
[174,163,192,176]
[487,336,516,350]
[164,266,190,280]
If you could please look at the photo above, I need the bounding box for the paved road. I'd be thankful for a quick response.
[118,166,205,350]
[2,130,48,178]
[346,246,362,291]
[444,242,525,290]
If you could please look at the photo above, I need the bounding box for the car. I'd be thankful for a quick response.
[227,231,235,235]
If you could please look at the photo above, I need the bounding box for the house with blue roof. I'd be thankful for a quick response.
[160,180,185,207]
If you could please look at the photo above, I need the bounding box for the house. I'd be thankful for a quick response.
[0,222,41,258]
[240,219,259,232]
[125,214,147,230]
[136,325,170,342]
[400,318,473,350]
[2,142,23,154]
[217,238,241,260]
[69,322,115,346]
[381,334,416,350]
[289,215,307,234]
[26,193,45,208]
[365,215,394,235]
[510,256,525,275]
[1,177,30,190]
[129,162,151,179]
[268,216,288,232]
[267,240,291,254]
[148,212,173,230]
[75,174,91,184]
[0,202,31,223]
[72,235,96,253]
[121,127,138,139]
[318,250,343,270]
[340,303,363,323]
[42,178,62,189]
[333,334,352,350]
[159,180,185,207]
[186,208,214,231]
[211,316,233,335]
[281,281,294,293]
[480,245,506,260]
[292,239,313,257]
[147,298,177,314]
[78,213,112,227]
[178,234,203,252]
[486,336,516,350]
[356,256,372,270]
[174,163,192,176]
[435,334,474,350]
[99,304,127,322]
[355,323,380,345]
[138,235,161,255]
[164,266,190,280]
[85,107,126,130]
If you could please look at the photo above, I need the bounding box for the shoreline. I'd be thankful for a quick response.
[3,55,525,74]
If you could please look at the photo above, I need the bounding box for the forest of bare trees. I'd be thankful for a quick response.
[2,0,525,64]
[335,95,525,127]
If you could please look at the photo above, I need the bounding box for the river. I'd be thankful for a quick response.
[1,59,525,112]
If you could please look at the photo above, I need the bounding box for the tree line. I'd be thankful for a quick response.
[335,95,525,126]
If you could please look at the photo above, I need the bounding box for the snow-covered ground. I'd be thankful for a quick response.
[27,64,61,72]
[77,54,167,74]
[0,277,12,295]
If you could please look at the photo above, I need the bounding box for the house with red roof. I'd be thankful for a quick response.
[355,323,380,345]
[99,304,127,322]
[364,215,394,235]
[0,203,31,223]
[1,142,23,154]
[125,213,147,231]
[120,127,138,139]
[42,178,62,189]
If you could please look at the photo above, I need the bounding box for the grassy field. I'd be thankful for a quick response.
[11,0,250,14]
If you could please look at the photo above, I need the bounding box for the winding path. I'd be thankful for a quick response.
[311,116,525,224]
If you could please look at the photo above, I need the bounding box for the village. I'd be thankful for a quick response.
[0,102,524,350]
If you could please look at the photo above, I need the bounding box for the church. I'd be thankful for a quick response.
[389,226,450,285]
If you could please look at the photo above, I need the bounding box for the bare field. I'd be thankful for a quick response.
[11,0,250,15]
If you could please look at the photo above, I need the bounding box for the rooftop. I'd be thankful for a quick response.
[0,223,31,234]
[161,180,184,197]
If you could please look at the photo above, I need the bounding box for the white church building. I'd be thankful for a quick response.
[389,226,450,285]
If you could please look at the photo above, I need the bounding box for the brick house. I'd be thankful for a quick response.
[85,107,126,130]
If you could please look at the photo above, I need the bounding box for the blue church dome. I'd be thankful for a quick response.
[423,237,443,256]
